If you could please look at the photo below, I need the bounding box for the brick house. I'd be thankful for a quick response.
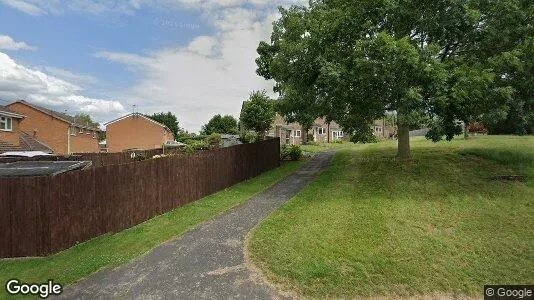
[0,104,55,154]
[268,114,393,145]
[7,100,100,154]
[105,113,175,152]
[0,105,25,152]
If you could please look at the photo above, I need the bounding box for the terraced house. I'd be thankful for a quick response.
[7,100,100,154]
[268,114,395,145]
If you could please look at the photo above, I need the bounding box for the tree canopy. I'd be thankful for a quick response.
[74,113,99,128]
[239,90,276,137]
[256,0,533,157]
[147,112,180,139]
[201,114,238,135]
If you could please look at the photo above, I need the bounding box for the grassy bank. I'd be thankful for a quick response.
[0,160,304,298]
[249,136,534,298]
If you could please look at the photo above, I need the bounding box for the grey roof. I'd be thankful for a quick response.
[19,131,54,153]
[0,161,92,178]
[13,100,100,131]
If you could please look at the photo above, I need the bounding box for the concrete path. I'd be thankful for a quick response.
[59,151,334,300]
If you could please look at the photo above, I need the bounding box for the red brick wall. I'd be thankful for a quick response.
[69,129,100,153]
[0,117,21,146]
[8,102,69,154]
[7,102,99,154]
[106,115,175,153]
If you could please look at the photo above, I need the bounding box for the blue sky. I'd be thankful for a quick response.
[0,0,302,132]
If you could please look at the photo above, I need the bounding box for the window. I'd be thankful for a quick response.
[0,116,12,131]
[79,127,83,134]
[70,127,76,136]
[332,131,343,140]
[318,127,325,135]
[295,130,301,138]
[92,131,96,139]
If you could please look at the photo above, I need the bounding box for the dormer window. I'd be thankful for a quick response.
[0,116,12,131]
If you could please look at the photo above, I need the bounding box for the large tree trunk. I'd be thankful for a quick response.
[397,123,411,159]
[463,121,469,139]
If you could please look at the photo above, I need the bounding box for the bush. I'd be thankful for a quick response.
[184,140,211,153]
[207,133,222,148]
[281,144,302,161]
[240,131,259,143]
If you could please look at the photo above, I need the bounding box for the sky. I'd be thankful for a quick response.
[0,0,304,132]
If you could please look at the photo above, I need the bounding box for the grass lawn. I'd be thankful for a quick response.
[0,160,304,299]
[249,135,534,298]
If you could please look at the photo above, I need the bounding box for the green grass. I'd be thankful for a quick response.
[249,135,534,298]
[300,141,357,153]
[0,160,304,299]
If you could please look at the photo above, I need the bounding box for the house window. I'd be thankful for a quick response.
[79,127,83,134]
[332,131,343,140]
[295,130,301,138]
[70,127,76,136]
[0,116,12,131]
[318,127,325,135]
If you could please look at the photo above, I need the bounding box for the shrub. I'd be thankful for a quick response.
[207,133,222,148]
[281,144,302,161]
[184,140,211,153]
[240,131,259,143]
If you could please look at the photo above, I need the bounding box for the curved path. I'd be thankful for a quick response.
[59,151,334,299]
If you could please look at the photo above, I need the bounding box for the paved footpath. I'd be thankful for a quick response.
[58,151,334,300]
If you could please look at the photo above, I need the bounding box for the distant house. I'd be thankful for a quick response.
[0,104,54,154]
[7,100,100,154]
[268,114,395,145]
[0,105,25,153]
[105,113,175,152]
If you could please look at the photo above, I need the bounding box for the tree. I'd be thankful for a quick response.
[239,90,276,137]
[75,113,99,127]
[257,0,533,158]
[147,112,180,139]
[201,114,238,135]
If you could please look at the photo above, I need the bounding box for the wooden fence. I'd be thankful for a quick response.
[0,138,280,258]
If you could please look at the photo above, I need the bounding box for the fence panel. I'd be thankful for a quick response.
[0,139,280,258]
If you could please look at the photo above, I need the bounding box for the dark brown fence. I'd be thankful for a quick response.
[0,138,280,258]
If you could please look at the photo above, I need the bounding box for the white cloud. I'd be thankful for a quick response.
[42,66,98,85]
[0,52,126,122]
[95,7,282,132]
[1,0,306,15]
[0,34,36,51]
[1,0,306,132]
[0,0,47,16]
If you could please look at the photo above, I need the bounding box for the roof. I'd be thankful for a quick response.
[0,132,54,154]
[10,100,100,131]
[0,161,92,178]
[19,131,54,153]
[0,105,24,118]
[105,113,173,133]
